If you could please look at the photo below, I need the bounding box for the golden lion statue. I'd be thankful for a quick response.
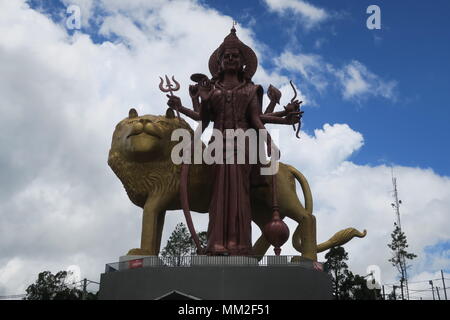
[108,108,366,261]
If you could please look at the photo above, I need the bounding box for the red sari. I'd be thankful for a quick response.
[204,81,263,255]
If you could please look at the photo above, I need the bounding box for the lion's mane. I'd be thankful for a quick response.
[108,114,193,208]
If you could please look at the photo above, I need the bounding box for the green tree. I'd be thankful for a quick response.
[24,271,98,300]
[160,222,207,266]
[324,246,382,300]
[387,223,417,299]
[324,246,354,300]
[350,274,382,300]
[24,271,96,300]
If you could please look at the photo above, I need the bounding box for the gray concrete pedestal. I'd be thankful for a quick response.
[99,256,332,300]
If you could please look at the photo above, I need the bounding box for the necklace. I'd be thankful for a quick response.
[217,80,244,90]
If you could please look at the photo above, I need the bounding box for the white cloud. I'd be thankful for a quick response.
[273,123,364,177]
[331,60,398,101]
[275,51,328,92]
[263,0,328,28]
[275,51,398,102]
[0,0,446,299]
[337,62,370,98]
[275,124,450,292]
[0,0,301,295]
[403,270,450,300]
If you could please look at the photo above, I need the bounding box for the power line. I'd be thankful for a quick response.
[0,294,26,300]
[380,272,449,300]
[383,277,449,286]
[409,289,434,292]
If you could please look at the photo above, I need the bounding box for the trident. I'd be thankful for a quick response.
[159,75,181,119]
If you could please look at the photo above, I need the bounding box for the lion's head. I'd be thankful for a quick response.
[109,108,193,162]
[108,108,193,207]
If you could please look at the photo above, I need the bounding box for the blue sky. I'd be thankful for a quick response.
[0,0,448,299]
[29,0,450,175]
[198,0,450,175]
[425,240,450,273]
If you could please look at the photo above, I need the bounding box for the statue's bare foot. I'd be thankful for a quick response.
[126,248,153,256]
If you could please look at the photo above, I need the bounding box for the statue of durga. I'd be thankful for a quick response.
[166,26,302,256]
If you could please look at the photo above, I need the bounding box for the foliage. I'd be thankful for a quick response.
[324,246,382,300]
[387,223,417,298]
[160,222,207,266]
[388,224,417,275]
[349,274,382,300]
[324,246,353,300]
[24,271,97,300]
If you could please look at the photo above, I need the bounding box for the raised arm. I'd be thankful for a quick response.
[264,110,288,118]
[260,99,303,125]
[264,85,281,114]
[260,113,293,124]
[166,95,201,121]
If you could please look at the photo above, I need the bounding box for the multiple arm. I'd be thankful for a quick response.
[166,84,302,126]
[262,84,303,125]
[264,84,281,114]
[260,112,293,125]
[167,83,213,122]
[166,95,201,121]
[261,100,303,125]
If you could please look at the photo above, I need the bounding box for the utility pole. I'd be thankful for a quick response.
[441,270,448,300]
[82,278,87,300]
[391,169,402,229]
[392,285,397,300]
[400,278,405,300]
[390,169,410,300]
[382,285,386,300]
[436,287,441,300]
[429,280,435,300]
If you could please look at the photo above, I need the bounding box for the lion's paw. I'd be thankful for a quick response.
[126,248,154,256]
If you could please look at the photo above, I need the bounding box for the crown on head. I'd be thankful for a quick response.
[208,25,258,81]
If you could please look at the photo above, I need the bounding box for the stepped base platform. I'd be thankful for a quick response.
[99,255,332,300]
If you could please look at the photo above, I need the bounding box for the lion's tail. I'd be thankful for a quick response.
[317,228,367,253]
[287,165,367,254]
[286,164,313,214]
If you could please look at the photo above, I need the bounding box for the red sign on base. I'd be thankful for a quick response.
[128,259,143,269]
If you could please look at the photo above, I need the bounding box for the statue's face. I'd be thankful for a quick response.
[220,48,242,73]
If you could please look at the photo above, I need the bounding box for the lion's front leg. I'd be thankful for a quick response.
[140,199,166,255]
[127,199,166,256]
